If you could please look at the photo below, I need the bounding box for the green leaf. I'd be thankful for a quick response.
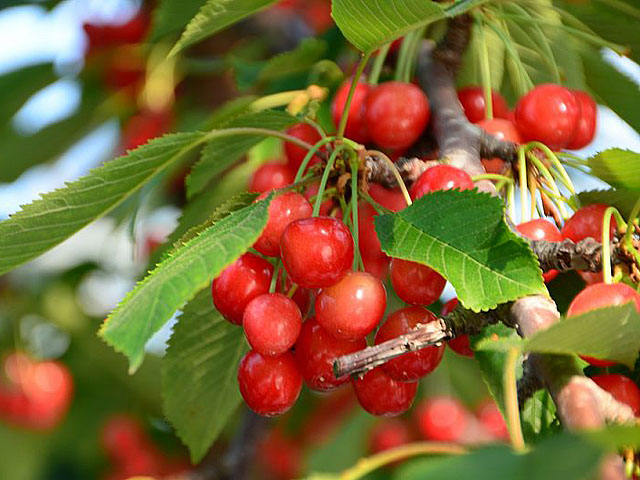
[100,197,271,372]
[258,38,327,82]
[375,190,546,312]
[521,390,560,443]
[186,109,297,198]
[577,188,640,218]
[0,132,207,276]
[457,22,505,90]
[586,149,640,190]
[0,63,57,125]
[171,0,279,55]
[150,0,207,40]
[162,289,247,462]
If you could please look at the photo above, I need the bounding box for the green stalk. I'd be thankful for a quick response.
[602,207,627,284]
[350,158,363,271]
[526,151,568,218]
[518,146,529,222]
[337,53,371,140]
[313,146,343,216]
[294,136,335,183]
[475,16,494,119]
[472,173,514,184]
[525,142,577,194]
[623,197,640,254]
[269,260,282,293]
[507,180,517,223]
[504,347,526,452]
[370,42,391,85]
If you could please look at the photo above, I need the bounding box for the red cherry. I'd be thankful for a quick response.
[257,429,303,480]
[390,258,446,306]
[248,162,295,193]
[476,399,509,441]
[410,164,474,200]
[304,182,334,216]
[276,276,313,317]
[303,0,333,33]
[415,396,469,442]
[566,90,597,150]
[369,419,411,454]
[441,298,474,357]
[352,367,418,417]
[254,192,313,257]
[243,293,302,356]
[517,219,562,282]
[362,253,390,280]
[514,84,580,149]
[476,118,522,174]
[294,318,366,391]
[211,253,274,325]
[284,123,323,172]
[122,110,172,151]
[237,350,302,417]
[368,183,407,212]
[103,47,145,94]
[101,415,149,463]
[358,202,387,262]
[375,306,445,381]
[280,216,354,288]
[567,282,640,366]
[316,271,387,341]
[592,374,640,416]
[332,79,371,143]
[365,81,430,150]
[457,86,510,123]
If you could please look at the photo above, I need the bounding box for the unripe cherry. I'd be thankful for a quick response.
[243,293,302,356]
[352,367,418,417]
[390,258,445,306]
[332,79,371,143]
[457,86,510,123]
[442,298,474,358]
[410,164,474,200]
[248,162,294,193]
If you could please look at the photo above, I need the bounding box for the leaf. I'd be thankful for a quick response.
[186,109,297,198]
[521,390,560,443]
[586,149,640,191]
[0,132,207,276]
[100,197,271,372]
[162,289,247,462]
[0,63,57,125]
[457,22,505,90]
[375,190,546,312]
[171,0,279,55]
[577,188,640,218]
[258,38,327,82]
[150,0,207,40]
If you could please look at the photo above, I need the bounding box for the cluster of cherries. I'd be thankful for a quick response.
[0,352,73,430]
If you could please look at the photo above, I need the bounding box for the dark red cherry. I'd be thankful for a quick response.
[254,192,313,257]
[284,123,323,172]
[316,271,387,341]
[415,396,470,442]
[591,374,640,416]
[294,318,366,391]
[280,216,354,288]
[122,110,172,151]
[410,165,474,200]
[476,118,522,174]
[248,162,295,193]
[390,258,446,306]
[566,90,597,150]
[375,306,445,381]
[352,367,418,417]
[457,86,510,123]
[365,82,430,150]
[211,253,274,325]
[368,183,407,212]
[332,79,371,143]
[369,419,411,454]
[514,83,580,149]
[243,293,302,356]
[256,429,303,480]
[516,219,562,282]
[441,298,474,358]
[237,350,302,417]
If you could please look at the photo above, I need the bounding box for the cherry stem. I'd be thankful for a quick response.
[602,206,627,284]
[249,90,306,111]
[369,42,391,85]
[359,190,390,215]
[472,173,514,184]
[294,136,335,183]
[286,283,298,299]
[336,52,371,141]
[526,151,568,219]
[476,15,494,120]
[518,146,529,222]
[504,347,526,452]
[269,260,282,294]
[350,158,364,271]
[506,181,517,223]
[366,150,412,206]
[525,143,576,195]
[312,146,343,216]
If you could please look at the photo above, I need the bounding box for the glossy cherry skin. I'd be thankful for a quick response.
[352,367,418,417]
[365,81,430,150]
[248,162,295,193]
[369,419,412,454]
[254,192,313,257]
[476,118,522,174]
[567,282,640,367]
[566,90,597,150]
[332,79,371,143]
[457,86,510,123]
[243,293,302,356]
[514,83,580,149]
[280,216,354,288]
[516,219,562,282]
[410,165,474,200]
[375,307,445,381]
[415,396,469,442]
[592,374,640,416]
[390,258,446,306]
[368,183,407,212]
[237,350,302,417]
[358,202,387,264]
[294,318,366,391]
[476,399,509,440]
[211,253,274,325]
[284,123,323,172]
[441,298,474,357]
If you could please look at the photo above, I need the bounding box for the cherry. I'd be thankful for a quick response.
[304,182,334,216]
[83,11,149,55]
[457,86,510,123]
[476,118,522,174]
[514,83,580,149]
[365,81,430,150]
[248,162,295,193]
[362,253,390,280]
[358,202,388,267]
[516,219,562,282]
[211,253,274,325]
[280,216,354,288]
[284,123,323,172]
[476,399,509,440]
[567,282,640,366]
[101,414,151,465]
[352,367,418,417]
[591,374,640,416]
[390,258,446,306]
[237,350,302,417]
[316,271,387,341]
[122,110,172,151]
[254,192,313,257]
[277,276,313,317]
[257,429,303,480]
[415,396,469,442]
[441,298,474,358]
[410,164,474,200]
[103,47,146,94]
[243,293,302,356]
[566,90,597,150]
[369,419,411,454]
[332,79,371,143]
[294,318,366,391]
[368,183,407,212]
[374,306,445,381]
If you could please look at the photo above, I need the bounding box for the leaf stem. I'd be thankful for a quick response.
[313,146,343,216]
[504,347,526,452]
[369,43,391,85]
[337,53,371,140]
